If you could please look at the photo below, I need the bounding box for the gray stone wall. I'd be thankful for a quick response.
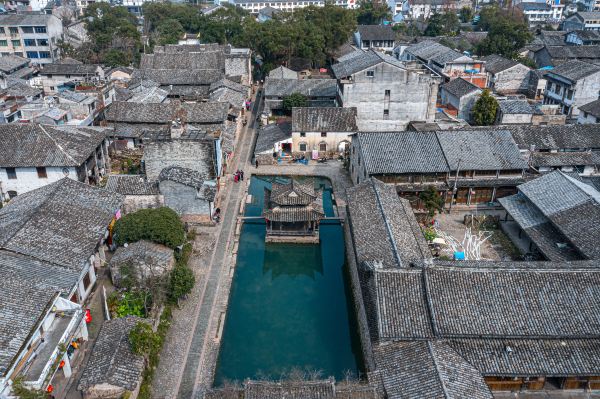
[159,180,211,217]
[341,63,438,131]
[349,139,368,185]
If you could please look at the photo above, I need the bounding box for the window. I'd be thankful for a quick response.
[319,142,327,152]
[7,190,17,199]
[385,89,390,96]
[11,40,20,47]
[383,109,389,119]
[39,51,50,58]
[24,39,36,46]
[0,40,6,46]
[37,38,48,46]
[36,166,47,178]
[21,26,33,33]
[26,51,39,58]
[9,27,18,34]
[321,132,327,137]
[6,167,16,179]
[299,142,307,151]
[300,132,306,137]
[366,70,374,77]
[82,271,91,290]
[34,26,47,33]
[0,28,4,35]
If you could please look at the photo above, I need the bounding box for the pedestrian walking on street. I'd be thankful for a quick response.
[255,159,259,168]
[234,171,239,183]
[240,170,244,181]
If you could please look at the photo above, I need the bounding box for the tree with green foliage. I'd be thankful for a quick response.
[129,321,162,357]
[425,11,460,37]
[472,89,499,126]
[157,18,185,45]
[113,207,186,249]
[356,0,392,25]
[282,92,309,113]
[84,3,142,66]
[419,186,444,218]
[459,6,474,23]
[168,264,195,304]
[474,5,532,59]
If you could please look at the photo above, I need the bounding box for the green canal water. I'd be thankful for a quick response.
[214,176,362,385]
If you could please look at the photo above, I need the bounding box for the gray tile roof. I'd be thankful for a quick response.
[105,175,159,196]
[544,45,600,61]
[255,122,292,154]
[0,124,106,167]
[209,78,248,95]
[0,178,123,271]
[0,54,28,74]
[0,13,56,25]
[373,341,492,399]
[267,65,298,79]
[110,240,174,286]
[132,68,224,85]
[356,131,449,175]
[347,179,431,269]
[498,100,542,115]
[545,60,600,82]
[481,54,519,74]
[496,124,600,150]
[436,130,527,171]
[78,316,145,392]
[575,11,600,20]
[292,107,357,132]
[405,40,464,65]
[357,25,395,41]
[105,102,229,124]
[159,166,209,189]
[143,140,216,182]
[440,78,481,98]
[331,50,405,79]
[140,51,225,70]
[530,151,600,167]
[40,63,101,76]
[0,275,57,377]
[264,78,338,98]
[449,338,600,377]
[244,380,335,399]
[578,98,600,118]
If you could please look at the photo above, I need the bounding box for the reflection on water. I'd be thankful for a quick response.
[213,176,362,385]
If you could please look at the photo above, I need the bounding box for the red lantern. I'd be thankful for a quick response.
[47,385,54,393]
[85,309,92,323]
[59,360,65,369]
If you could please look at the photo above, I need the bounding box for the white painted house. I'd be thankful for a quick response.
[0,124,110,201]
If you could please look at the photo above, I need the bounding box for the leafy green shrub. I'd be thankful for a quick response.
[113,207,186,249]
[108,290,152,318]
[423,227,437,242]
[168,265,195,304]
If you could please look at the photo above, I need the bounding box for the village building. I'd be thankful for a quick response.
[439,77,481,120]
[254,121,293,165]
[517,1,563,27]
[353,25,395,52]
[332,49,439,131]
[257,6,282,22]
[263,78,338,114]
[565,29,600,45]
[496,99,543,124]
[0,13,63,64]
[402,40,488,88]
[0,178,122,395]
[77,317,145,399]
[37,63,105,95]
[481,54,532,96]
[542,60,600,116]
[345,178,600,396]
[105,174,163,214]
[531,44,600,67]
[110,240,175,288]
[349,130,527,206]
[562,11,600,31]
[104,101,230,149]
[577,97,600,123]
[290,107,357,158]
[267,65,298,80]
[158,166,217,223]
[0,54,34,83]
[499,171,600,260]
[0,124,110,200]
[263,178,325,237]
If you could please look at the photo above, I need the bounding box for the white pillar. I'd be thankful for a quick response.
[61,354,72,378]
